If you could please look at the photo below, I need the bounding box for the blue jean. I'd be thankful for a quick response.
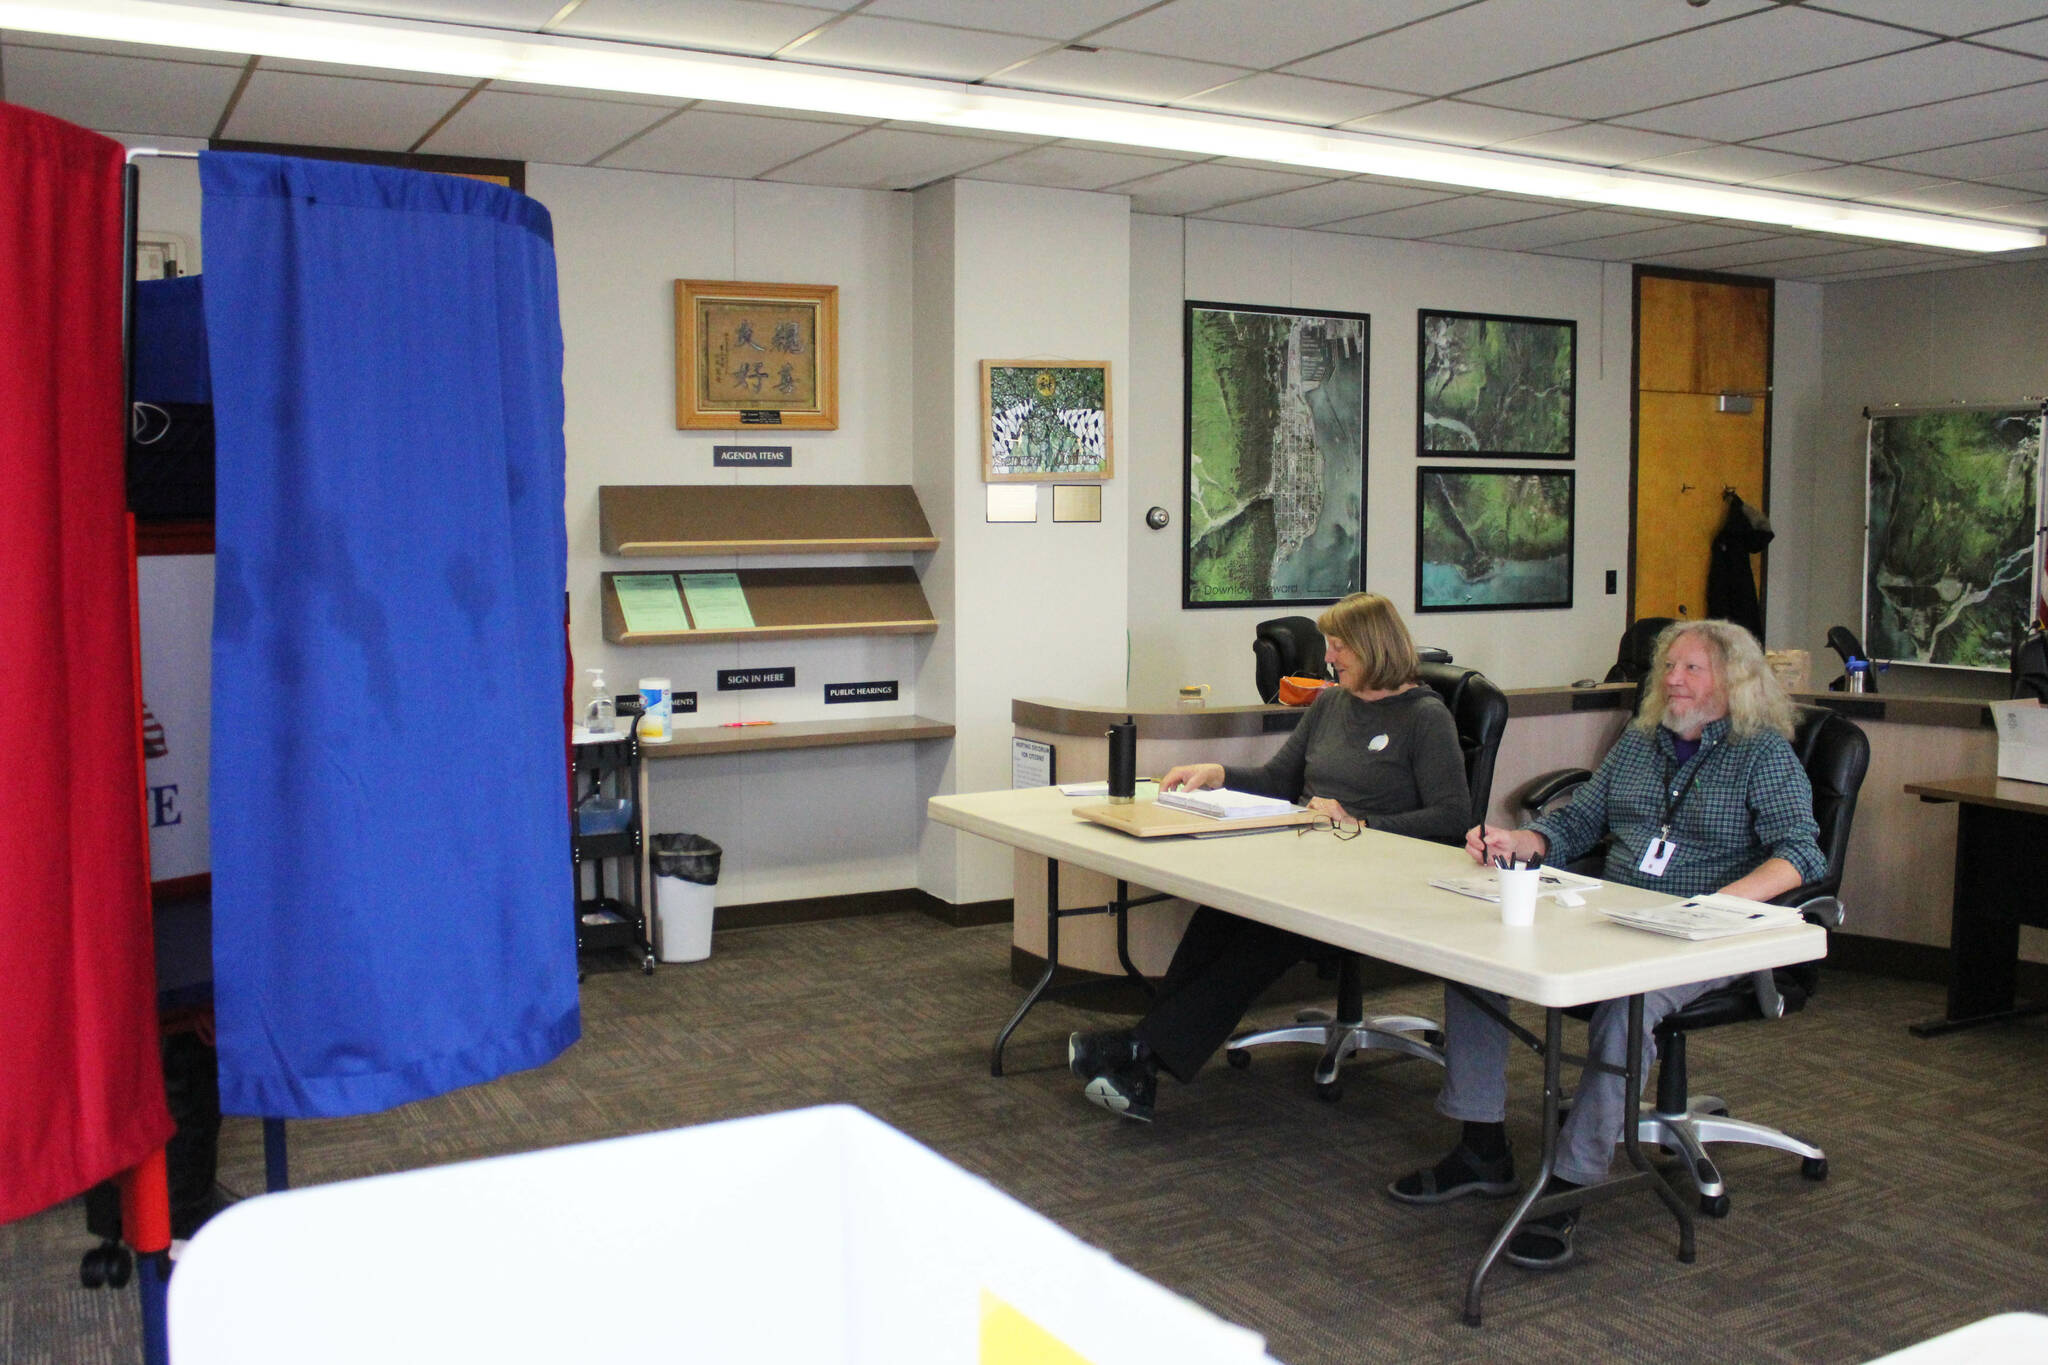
[1434,975,1739,1187]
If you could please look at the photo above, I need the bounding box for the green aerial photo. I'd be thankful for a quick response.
[1185,305,1366,605]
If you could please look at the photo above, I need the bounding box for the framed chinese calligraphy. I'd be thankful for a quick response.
[674,279,838,430]
[981,361,1113,482]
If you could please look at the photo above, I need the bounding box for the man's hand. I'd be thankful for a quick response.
[1466,824,1547,866]
[1160,762,1225,792]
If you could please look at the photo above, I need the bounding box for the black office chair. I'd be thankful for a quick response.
[1521,705,1871,1216]
[1824,624,1880,693]
[1605,617,1676,685]
[1223,662,1510,1099]
[1253,616,1326,703]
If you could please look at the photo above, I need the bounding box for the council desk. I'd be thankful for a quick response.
[927,786,1827,1325]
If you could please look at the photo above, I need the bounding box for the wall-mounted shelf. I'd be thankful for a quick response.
[599,484,937,557]
[640,715,955,759]
[600,567,937,645]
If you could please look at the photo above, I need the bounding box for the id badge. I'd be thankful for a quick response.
[1638,837,1677,877]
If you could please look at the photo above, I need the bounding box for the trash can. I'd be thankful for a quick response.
[652,833,722,963]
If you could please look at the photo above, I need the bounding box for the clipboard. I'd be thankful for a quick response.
[1074,800,1318,838]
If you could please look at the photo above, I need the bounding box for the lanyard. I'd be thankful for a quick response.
[1658,741,1711,838]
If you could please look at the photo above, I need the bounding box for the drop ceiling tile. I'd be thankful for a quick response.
[0,46,243,138]
[256,56,473,84]
[1805,1,2048,38]
[960,144,1192,190]
[1627,145,1835,184]
[1877,127,2048,179]
[1323,195,1569,239]
[989,46,1254,102]
[1987,166,2048,193]
[1634,235,1843,271]
[1287,0,1764,99]
[1538,221,1773,261]
[555,0,842,55]
[1872,180,2048,212]
[1428,209,1670,251]
[1493,124,1709,166]
[1977,198,2048,226]
[1622,43,2048,144]
[282,0,568,26]
[220,69,467,151]
[1174,74,1416,126]
[418,88,675,163]
[598,109,855,176]
[1472,7,1923,120]
[1341,101,1578,146]
[1091,0,1463,70]
[691,97,874,124]
[761,127,1023,188]
[1972,16,2048,57]
[1751,164,1950,198]
[1755,81,2048,162]
[784,16,1051,80]
[1777,245,1969,276]
[861,0,1155,41]
[486,80,684,106]
[1110,162,1330,215]
[1193,179,1452,228]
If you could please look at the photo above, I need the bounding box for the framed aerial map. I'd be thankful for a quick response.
[1183,301,1368,608]
[1865,405,2043,669]
[1415,466,1575,613]
[1417,309,1575,460]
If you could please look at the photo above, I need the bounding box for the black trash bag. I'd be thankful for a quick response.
[651,833,722,886]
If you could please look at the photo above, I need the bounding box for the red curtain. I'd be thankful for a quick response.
[0,102,172,1225]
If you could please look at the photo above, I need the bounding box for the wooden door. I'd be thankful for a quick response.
[1631,271,1773,626]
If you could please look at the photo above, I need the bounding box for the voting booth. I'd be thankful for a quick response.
[169,1105,1266,1365]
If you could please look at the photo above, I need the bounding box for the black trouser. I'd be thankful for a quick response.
[1130,907,1315,1083]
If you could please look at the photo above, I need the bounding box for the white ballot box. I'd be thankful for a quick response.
[1991,699,2048,784]
[170,1105,1268,1365]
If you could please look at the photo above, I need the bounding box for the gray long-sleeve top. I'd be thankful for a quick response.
[1222,685,1469,843]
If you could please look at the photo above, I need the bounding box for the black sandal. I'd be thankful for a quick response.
[1504,1211,1577,1269]
[1387,1145,1518,1204]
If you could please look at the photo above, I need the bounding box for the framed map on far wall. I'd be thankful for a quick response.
[1415,466,1575,613]
[1183,301,1368,608]
[1418,309,1575,460]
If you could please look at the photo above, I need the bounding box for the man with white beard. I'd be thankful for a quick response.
[1388,619,1825,1270]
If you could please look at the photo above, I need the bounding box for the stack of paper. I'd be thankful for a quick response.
[1154,788,1301,821]
[1428,868,1602,903]
[1602,893,1805,940]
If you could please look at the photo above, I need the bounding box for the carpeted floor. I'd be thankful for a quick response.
[4,911,2045,1363]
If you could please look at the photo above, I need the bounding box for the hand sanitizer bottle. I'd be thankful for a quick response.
[583,668,616,736]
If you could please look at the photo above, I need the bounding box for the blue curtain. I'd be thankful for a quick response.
[201,152,577,1119]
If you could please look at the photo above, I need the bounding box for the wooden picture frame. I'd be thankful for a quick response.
[980,360,1112,482]
[1417,309,1576,460]
[1415,466,1575,613]
[675,279,838,430]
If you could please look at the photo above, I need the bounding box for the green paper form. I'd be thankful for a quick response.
[681,572,756,630]
[614,574,691,633]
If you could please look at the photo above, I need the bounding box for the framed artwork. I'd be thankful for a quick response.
[1864,406,2043,670]
[674,279,837,430]
[1417,309,1575,460]
[981,361,1112,482]
[1416,466,1575,612]
[1183,301,1368,608]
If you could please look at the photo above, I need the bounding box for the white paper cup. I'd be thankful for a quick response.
[1498,867,1539,927]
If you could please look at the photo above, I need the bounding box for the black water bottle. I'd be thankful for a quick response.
[1107,717,1137,804]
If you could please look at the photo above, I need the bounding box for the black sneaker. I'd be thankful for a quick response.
[1068,1029,1139,1080]
[1082,1058,1157,1122]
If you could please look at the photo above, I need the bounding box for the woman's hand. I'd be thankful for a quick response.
[1160,762,1225,792]
[1304,796,1356,827]
[1466,824,1546,866]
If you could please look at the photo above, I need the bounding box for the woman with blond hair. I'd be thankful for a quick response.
[1068,592,1467,1122]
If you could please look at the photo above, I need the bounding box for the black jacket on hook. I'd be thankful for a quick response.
[1707,491,1773,639]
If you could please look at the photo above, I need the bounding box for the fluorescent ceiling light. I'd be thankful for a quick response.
[6,0,2043,254]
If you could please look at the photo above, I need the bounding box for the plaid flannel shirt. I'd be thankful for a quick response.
[1528,716,1825,897]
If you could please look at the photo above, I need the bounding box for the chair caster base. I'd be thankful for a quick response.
[1315,1079,1342,1103]
[1225,1048,1250,1070]
[1700,1192,1731,1218]
[1801,1155,1828,1181]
